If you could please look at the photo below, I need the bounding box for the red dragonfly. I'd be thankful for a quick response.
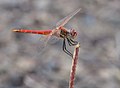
[12,8,81,57]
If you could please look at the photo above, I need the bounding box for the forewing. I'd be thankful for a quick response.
[56,8,81,28]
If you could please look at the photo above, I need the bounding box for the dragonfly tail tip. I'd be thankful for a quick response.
[12,29,19,32]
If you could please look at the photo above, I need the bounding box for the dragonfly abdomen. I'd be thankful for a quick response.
[12,29,52,35]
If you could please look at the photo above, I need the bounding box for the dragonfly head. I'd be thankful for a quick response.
[70,29,77,39]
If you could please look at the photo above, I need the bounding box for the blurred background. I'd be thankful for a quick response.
[0,0,120,88]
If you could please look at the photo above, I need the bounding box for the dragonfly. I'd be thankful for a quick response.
[12,8,81,57]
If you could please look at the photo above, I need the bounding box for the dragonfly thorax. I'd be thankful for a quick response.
[59,29,77,40]
[60,30,69,38]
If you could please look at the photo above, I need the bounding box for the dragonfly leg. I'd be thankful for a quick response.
[67,38,78,46]
[70,38,78,45]
[66,38,73,46]
[63,39,73,57]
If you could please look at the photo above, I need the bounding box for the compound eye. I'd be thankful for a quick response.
[70,29,77,38]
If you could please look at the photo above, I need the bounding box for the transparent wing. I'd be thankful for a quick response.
[38,31,60,48]
[56,8,81,28]
[23,33,60,59]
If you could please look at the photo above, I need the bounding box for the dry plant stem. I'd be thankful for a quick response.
[69,43,80,88]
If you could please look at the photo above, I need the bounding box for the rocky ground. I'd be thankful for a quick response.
[0,0,120,88]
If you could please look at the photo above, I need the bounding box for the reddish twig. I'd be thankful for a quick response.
[69,43,80,88]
